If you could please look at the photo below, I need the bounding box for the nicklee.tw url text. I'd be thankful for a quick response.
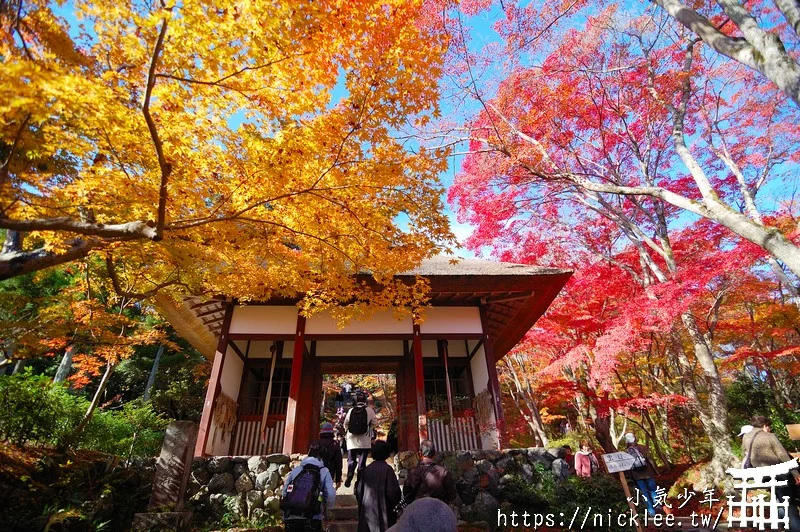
[497,507,724,529]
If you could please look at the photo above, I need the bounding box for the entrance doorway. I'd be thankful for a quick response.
[320,372,398,452]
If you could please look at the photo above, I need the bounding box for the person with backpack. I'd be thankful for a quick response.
[344,391,377,487]
[624,432,661,516]
[281,441,337,531]
[575,440,599,478]
[402,440,456,505]
[318,422,343,489]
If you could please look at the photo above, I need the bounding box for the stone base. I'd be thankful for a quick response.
[131,511,193,531]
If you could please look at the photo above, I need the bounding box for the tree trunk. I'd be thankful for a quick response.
[53,345,75,384]
[593,414,617,453]
[671,328,736,486]
[642,409,672,468]
[142,344,164,401]
[62,361,115,450]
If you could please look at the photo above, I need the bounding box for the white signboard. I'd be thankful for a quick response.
[602,451,636,473]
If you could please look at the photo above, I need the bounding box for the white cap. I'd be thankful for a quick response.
[624,432,636,444]
[738,425,754,437]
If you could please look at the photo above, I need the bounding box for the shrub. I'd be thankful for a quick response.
[0,370,87,447]
[83,400,167,458]
[0,371,166,457]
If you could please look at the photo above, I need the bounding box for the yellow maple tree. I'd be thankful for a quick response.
[0,0,454,308]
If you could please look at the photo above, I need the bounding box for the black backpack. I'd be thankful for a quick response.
[348,405,368,435]
[281,464,322,517]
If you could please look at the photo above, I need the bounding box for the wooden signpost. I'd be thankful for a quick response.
[602,452,645,532]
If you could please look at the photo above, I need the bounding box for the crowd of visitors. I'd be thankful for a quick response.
[281,389,459,531]
[282,394,800,531]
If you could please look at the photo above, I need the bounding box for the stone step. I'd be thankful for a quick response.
[329,505,359,520]
[335,494,358,507]
[327,520,359,532]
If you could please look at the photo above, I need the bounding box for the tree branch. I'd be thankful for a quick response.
[0,238,98,280]
[142,16,171,241]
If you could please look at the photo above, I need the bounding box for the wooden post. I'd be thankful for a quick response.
[412,323,428,443]
[441,340,457,451]
[259,343,278,442]
[195,302,233,457]
[618,471,644,532]
[282,314,306,455]
[478,305,506,436]
[402,340,420,452]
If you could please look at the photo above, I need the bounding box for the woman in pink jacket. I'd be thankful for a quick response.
[575,440,599,478]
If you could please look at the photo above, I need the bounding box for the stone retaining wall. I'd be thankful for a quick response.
[394,447,565,523]
[187,453,295,524]
[185,448,565,526]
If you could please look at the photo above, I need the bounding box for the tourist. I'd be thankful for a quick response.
[743,415,800,529]
[355,440,402,532]
[335,406,348,452]
[344,391,377,487]
[561,444,576,475]
[281,441,337,531]
[386,497,458,532]
[402,439,456,504]
[624,432,661,516]
[738,424,753,467]
[575,440,599,478]
[317,422,343,489]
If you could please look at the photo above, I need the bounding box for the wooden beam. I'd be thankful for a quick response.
[195,306,226,319]
[412,323,428,444]
[195,300,233,457]
[228,340,246,361]
[468,339,484,361]
[479,304,506,440]
[282,314,306,455]
[228,333,296,341]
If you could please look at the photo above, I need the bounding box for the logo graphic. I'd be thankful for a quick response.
[726,458,799,529]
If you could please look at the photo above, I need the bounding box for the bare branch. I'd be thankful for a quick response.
[142,16,171,240]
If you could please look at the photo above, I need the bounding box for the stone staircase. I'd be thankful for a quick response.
[326,494,359,531]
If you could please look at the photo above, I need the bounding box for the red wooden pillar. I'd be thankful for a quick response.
[195,302,234,457]
[396,360,407,452]
[282,315,306,455]
[296,343,317,453]
[479,305,506,437]
[412,323,428,445]
[401,340,420,451]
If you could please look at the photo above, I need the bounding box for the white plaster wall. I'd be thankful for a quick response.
[229,305,298,335]
[469,345,500,450]
[470,345,489,393]
[447,340,469,357]
[305,310,412,335]
[422,340,438,358]
[315,340,404,357]
[420,307,482,334]
[208,345,244,455]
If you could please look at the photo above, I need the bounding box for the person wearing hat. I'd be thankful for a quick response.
[386,497,457,532]
[624,432,661,516]
[738,424,754,467]
[317,422,343,489]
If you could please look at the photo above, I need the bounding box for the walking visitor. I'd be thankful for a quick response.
[355,440,402,532]
[402,439,456,504]
[624,432,661,516]
[344,391,377,487]
[281,441,337,532]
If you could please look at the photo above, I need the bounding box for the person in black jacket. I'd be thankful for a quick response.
[356,440,401,532]
[317,422,343,489]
